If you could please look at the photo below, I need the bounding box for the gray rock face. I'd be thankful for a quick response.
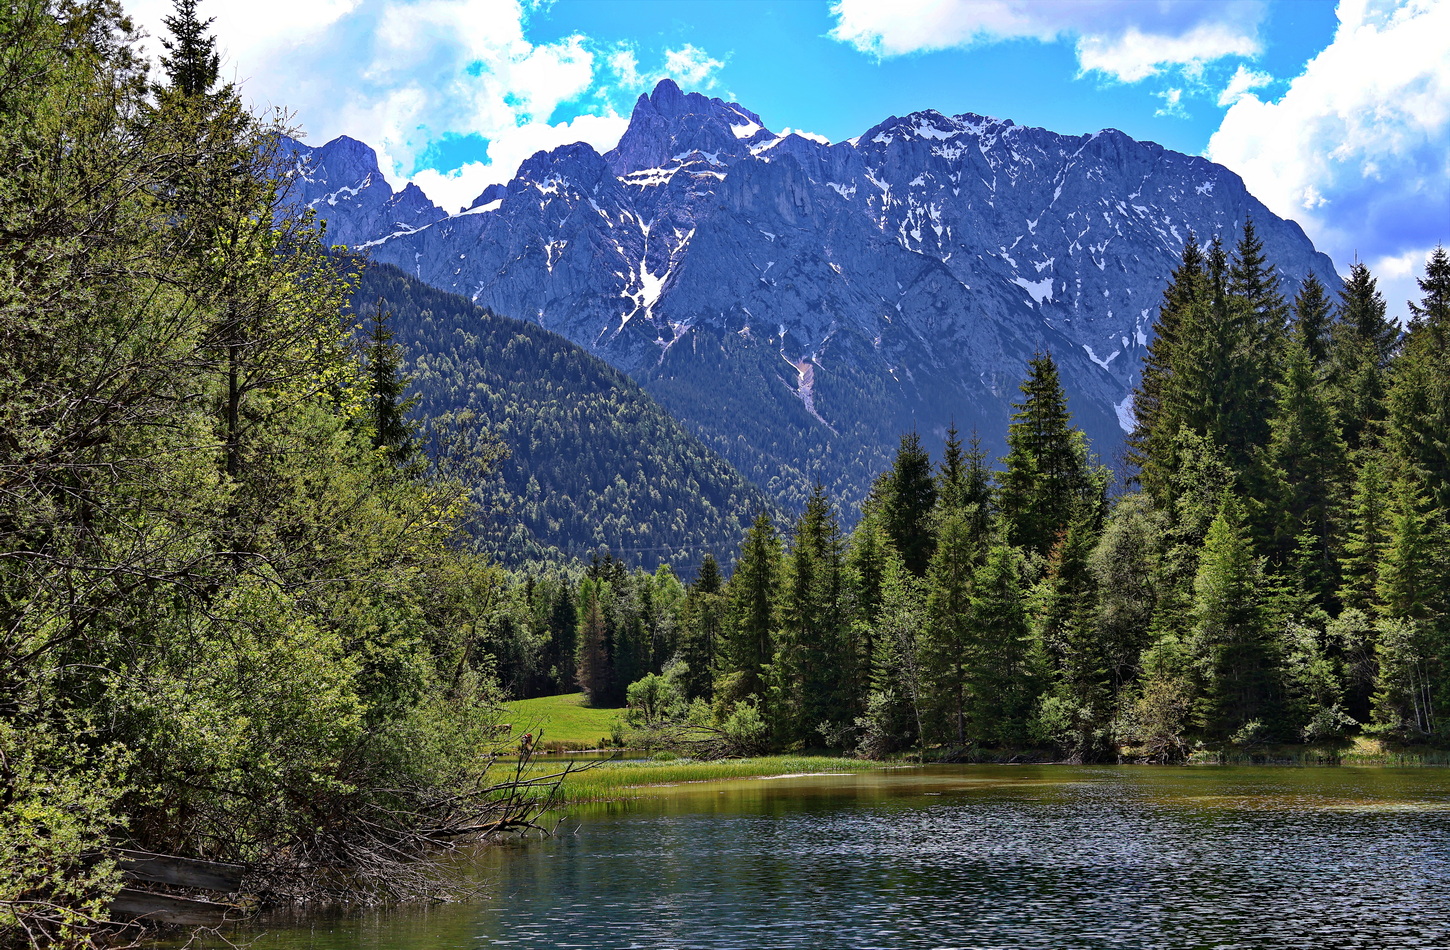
[278,134,446,248]
[289,79,1341,505]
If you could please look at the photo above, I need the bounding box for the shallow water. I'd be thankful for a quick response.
[223,766,1450,949]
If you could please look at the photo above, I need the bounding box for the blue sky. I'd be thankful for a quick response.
[127,0,1448,318]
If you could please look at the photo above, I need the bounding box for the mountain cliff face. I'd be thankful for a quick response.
[285,80,1340,510]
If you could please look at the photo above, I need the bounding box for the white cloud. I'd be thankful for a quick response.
[1216,64,1275,107]
[782,127,831,144]
[124,0,722,212]
[663,44,726,88]
[827,0,1264,83]
[1075,20,1260,83]
[1206,0,1450,321]
[1154,88,1187,119]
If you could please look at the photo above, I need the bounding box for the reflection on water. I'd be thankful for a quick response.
[219,766,1450,949]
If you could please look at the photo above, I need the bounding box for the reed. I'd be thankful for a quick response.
[537,755,889,803]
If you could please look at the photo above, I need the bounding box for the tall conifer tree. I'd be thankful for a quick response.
[721,511,781,704]
[882,432,938,576]
[999,353,1101,558]
[1292,272,1334,369]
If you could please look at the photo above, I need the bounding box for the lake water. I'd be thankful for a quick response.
[229,766,1450,949]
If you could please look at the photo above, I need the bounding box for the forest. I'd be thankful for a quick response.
[1,3,556,946]
[486,231,1450,762]
[3,0,1448,947]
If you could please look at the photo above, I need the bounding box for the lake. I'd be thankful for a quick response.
[224,765,1450,949]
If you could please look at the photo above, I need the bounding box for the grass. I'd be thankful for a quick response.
[1182,735,1450,767]
[538,755,891,803]
[502,692,622,751]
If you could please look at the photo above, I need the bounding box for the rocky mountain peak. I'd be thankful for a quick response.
[605,79,770,176]
[297,82,1343,510]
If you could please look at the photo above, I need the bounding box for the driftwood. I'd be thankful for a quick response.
[115,849,245,894]
[108,889,239,926]
[104,849,248,927]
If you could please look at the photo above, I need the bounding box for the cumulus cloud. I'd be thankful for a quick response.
[1216,64,1275,107]
[827,0,1265,83]
[1206,0,1450,319]
[663,44,726,88]
[124,0,721,212]
[782,128,831,144]
[1154,88,1187,119]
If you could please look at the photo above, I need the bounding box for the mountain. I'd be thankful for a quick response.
[351,261,774,574]
[290,80,1341,511]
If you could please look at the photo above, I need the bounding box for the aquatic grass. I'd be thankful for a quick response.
[1183,736,1450,767]
[537,755,892,803]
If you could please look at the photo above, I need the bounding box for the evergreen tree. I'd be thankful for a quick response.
[998,352,1102,558]
[1034,505,1110,758]
[1376,481,1446,622]
[921,512,976,745]
[857,552,926,758]
[363,302,417,467]
[679,554,725,701]
[775,486,854,744]
[1229,217,1290,406]
[937,427,994,556]
[1263,340,1348,601]
[1129,233,1206,496]
[160,0,220,97]
[966,543,1038,747]
[575,578,612,705]
[1189,495,1280,742]
[881,432,938,576]
[1329,261,1398,454]
[720,511,781,705]
[1089,493,1166,701]
[1388,246,1450,511]
[1291,272,1334,368]
[1339,456,1392,612]
[846,513,890,695]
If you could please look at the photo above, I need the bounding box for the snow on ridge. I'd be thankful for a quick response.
[1114,394,1136,432]
[1083,344,1120,371]
[458,198,502,217]
[731,120,762,139]
[1013,276,1053,305]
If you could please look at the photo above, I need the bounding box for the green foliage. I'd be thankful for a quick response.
[0,3,546,935]
[351,263,772,574]
[1189,495,1281,742]
[998,352,1104,558]
[880,432,938,576]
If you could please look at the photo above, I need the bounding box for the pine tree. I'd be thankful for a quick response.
[1189,495,1280,742]
[881,432,938,576]
[1339,456,1392,612]
[160,0,221,97]
[1388,246,1450,511]
[1129,233,1205,497]
[1292,272,1334,369]
[576,578,612,705]
[1329,261,1398,454]
[720,511,781,705]
[1263,340,1348,601]
[364,302,417,467]
[1089,492,1166,700]
[846,514,889,695]
[1035,505,1110,758]
[1229,216,1290,371]
[999,352,1102,558]
[775,486,853,744]
[1376,481,1446,622]
[679,555,725,701]
[921,512,976,745]
[966,543,1037,747]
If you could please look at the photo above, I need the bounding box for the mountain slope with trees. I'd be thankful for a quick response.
[351,262,775,575]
